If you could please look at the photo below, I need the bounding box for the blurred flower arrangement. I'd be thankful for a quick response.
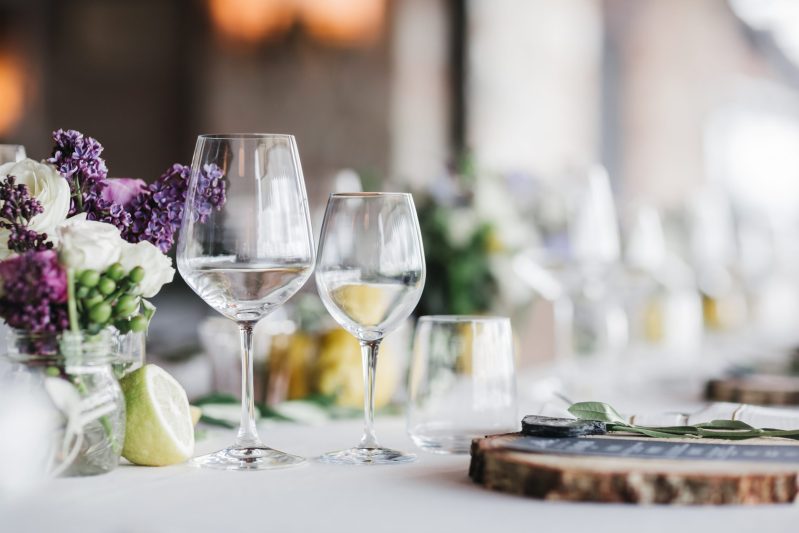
[414,156,528,316]
[0,129,226,343]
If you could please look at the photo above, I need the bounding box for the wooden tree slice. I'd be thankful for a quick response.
[705,374,799,406]
[470,433,799,505]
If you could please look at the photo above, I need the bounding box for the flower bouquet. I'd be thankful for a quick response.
[0,129,225,475]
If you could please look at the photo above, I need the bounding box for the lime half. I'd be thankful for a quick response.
[120,364,195,466]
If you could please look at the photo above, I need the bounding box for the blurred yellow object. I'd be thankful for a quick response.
[190,405,202,426]
[315,328,398,409]
[329,283,400,327]
[455,322,474,374]
[702,293,747,331]
[287,333,317,400]
[267,332,317,402]
[643,297,664,342]
[485,228,505,253]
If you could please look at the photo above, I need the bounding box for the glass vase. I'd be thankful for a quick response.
[4,329,126,476]
[111,329,146,379]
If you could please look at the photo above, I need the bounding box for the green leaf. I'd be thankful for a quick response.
[256,404,294,421]
[760,429,799,439]
[569,400,799,441]
[199,414,237,429]
[193,392,238,406]
[647,426,700,436]
[694,419,755,430]
[609,425,696,439]
[568,402,628,425]
[695,427,763,439]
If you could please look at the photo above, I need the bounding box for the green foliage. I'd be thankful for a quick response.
[567,401,627,425]
[569,401,799,441]
[415,199,497,316]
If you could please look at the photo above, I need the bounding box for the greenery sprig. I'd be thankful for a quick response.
[568,401,799,440]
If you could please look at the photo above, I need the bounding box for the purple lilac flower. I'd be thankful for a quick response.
[0,250,69,333]
[47,129,109,216]
[0,175,53,254]
[47,128,226,253]
[123,163,226,253]
[193,164,226,222]
[101,177,147,206]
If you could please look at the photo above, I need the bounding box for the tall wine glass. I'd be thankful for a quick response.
[316,193,425,464]
[177,134,315,470]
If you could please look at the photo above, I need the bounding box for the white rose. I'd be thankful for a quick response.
[56,214,124,272]
[119,241,175,298]
[0,158,70,259]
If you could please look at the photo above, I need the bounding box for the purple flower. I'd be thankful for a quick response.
[122,163,226,253]
[0,250,68,333]
[193,164,226,223]
[101,178,147,206]
[0,175,53,254]
[46,128,226,253]
[47,129,108,217]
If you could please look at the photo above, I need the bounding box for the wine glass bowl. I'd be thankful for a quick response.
[177,134,315,471]
[316,193,425,464]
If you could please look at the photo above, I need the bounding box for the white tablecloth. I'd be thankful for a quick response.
[2,417,798,533]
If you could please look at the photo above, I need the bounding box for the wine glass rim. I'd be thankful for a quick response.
[197,133,295,140]
[418,315,510,323]
[330,192,412,198]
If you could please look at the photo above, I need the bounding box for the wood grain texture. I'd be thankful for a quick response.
[705,375,799,406]
[470,433,799,505]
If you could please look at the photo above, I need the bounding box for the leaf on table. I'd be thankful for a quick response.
[646,426,700,436]
[694,419,755,430]
[568,402,628,425]
[609,425,694,439]
[759,429,799,439]
[199,414,237,429]
[695,427,763,439]
[193,392,238,406]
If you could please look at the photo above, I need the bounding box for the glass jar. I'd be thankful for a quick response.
[4,329,126,476]
[112,329,146,379]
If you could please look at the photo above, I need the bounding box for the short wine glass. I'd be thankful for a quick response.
[177,134,315,471]
[316,192,426,465]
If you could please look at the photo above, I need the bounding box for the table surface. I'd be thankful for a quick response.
[2,416,798,533]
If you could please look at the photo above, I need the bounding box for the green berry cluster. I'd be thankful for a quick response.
[75,263,148,334]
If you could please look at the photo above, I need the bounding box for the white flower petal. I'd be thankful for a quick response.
[56,215,124,272]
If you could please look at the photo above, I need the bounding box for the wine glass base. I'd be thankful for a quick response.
[192,445,306,471]
[318,447,416,465]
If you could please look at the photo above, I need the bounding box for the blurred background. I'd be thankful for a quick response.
[3,0,799,413]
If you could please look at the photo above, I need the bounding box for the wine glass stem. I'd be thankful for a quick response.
[358,340,380,449]
[235,321,262,449]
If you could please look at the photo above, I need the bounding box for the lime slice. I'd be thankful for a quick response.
[120,364,194,466]
[190,405,202,426]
